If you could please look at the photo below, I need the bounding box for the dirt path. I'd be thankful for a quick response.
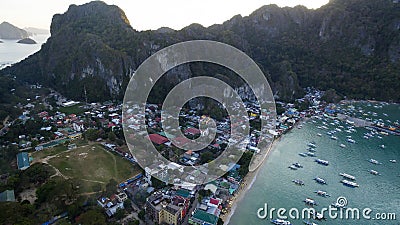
[80,179,106,184]
[34,145,90,179]
[78,191,103,196]
[48,163,69,179]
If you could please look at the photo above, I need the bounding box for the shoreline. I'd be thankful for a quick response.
[222,134,283,224]
[222,118,309,224]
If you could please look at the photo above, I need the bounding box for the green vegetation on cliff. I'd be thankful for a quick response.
[1,0,399,102]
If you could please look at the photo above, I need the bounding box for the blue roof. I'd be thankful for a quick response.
[17,152,30,170]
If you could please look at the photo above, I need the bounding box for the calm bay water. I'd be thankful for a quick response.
[0,34,49,69]
[229,103,400,225]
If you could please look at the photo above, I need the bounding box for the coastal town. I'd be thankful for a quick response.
[0,85,398,225]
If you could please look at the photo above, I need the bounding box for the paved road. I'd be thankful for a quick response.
[183,192,199,224]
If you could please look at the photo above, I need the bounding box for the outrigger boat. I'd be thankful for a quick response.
[314,177,327,185]
[314,190,330,197]
[369,170,380,175]
[315,159,329,166]
[288,165,298,170]
[271,219,292,225]
[293,162,303,168]
[339,173,356,180]
[368,159,382,165]
[303,220,318,225]
[304,198,318,206]
[292,179,305,185]
[299,153,308,157]
[341,179,359,187]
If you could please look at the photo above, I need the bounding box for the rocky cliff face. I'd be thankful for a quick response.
[2,0,400,102]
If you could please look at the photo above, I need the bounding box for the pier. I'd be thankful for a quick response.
[336,113,372,127]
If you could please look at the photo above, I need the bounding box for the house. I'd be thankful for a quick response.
[116,192,128,202]
[185,127,201,136]
[148,134,168,145]
[17,152,30,170]
[0,190,15,202]
[97,196,124,217]
[68,132,82,140]
[184,150,193,159]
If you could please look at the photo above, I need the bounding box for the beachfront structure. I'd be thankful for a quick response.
[17,152,30,170]
[189,209,219,225]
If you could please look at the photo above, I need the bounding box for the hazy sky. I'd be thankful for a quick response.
[0,0,329,31]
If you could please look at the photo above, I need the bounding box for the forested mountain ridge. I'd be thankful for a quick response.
[1,0,399,102]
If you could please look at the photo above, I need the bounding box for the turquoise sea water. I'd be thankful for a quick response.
[0,34,49,69]
[229,103,399,225]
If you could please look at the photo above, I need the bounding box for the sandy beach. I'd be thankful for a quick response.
[222,135,283,224]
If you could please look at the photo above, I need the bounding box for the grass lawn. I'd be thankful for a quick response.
[31,145,68,163]
[57,104,86,115]
[47,144,141,193]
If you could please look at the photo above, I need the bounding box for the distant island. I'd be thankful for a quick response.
[0,22,29,39]
[17,38,37,44]
[0,40,3,43]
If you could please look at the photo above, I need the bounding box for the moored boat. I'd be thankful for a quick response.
[307,147,316,152]
[303,220,318,225]
[314,190,330,197]
[288,165,298,170]
[314,177,327,185]
[307,152,316,157]
[347,138,356,143]
[293,162,303,168]
[339,173,356,180]
[315,159,329,166]
[341,179,359,187]
[369,169,380,175]
[307,142,317,148]
[292,179,305,185]
[368,159,382,165]
[304,198,317,206]
[299,153,308,157]
[271,219,292,225]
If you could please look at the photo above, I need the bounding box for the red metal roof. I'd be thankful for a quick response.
[174,136,190,146]
[209,198,219,205]
[148,134,168,145]
[185,127,201,135]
